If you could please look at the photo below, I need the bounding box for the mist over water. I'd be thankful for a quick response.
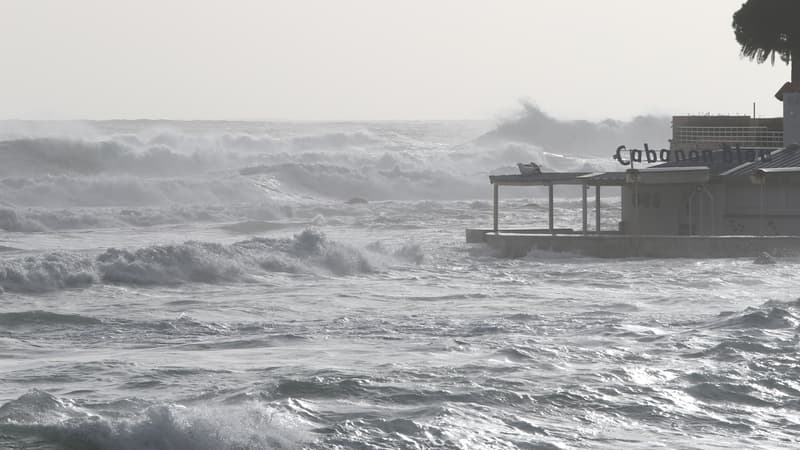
[480,101,671,157]
[2,109,799,449]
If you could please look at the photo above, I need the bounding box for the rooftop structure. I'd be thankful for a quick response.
[671,115,783,151]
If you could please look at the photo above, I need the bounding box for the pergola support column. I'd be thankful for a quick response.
[493,183,499,233]
[759,181,765,236]
[595,185,601,233]
[548,183,554,234]
[582,184,588,234]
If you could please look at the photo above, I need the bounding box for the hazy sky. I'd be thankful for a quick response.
[0,0,791,120]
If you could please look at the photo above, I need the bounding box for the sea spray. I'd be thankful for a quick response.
[478,101,670,157]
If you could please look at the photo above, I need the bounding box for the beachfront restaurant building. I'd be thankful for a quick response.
[620,146,800,236]
[467,115,800,256]
[467,79,800,255]
[477,145,800,239]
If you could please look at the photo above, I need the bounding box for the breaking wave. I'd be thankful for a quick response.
[0,390,307,450]
[0,129,395,178]
[0,114,619,205]
[0,229,375,292]
[0,130,385,175]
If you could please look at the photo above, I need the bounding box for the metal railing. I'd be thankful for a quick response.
[674,126,783,147]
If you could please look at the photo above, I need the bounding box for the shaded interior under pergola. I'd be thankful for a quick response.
[488,172,626,234]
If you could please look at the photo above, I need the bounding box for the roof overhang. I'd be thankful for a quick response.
[750,167,800,184]
[626,166,710,184]
[576,172,627,186]
[489,167,715,187]
[489,172,591,186]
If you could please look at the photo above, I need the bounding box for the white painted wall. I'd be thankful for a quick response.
[622,181,800,236]
[784,93,800,146]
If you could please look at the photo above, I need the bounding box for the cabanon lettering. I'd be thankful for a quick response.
[613,143,772,166]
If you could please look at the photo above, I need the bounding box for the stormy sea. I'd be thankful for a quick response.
[1,106,798,449]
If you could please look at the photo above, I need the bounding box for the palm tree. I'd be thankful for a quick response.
[733,0,800,85]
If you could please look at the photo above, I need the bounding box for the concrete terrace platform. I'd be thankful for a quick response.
[466,229,800,258]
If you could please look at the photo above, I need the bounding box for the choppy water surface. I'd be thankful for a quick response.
[1,117,799,449]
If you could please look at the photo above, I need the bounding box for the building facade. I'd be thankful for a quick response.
[621,142,800,236]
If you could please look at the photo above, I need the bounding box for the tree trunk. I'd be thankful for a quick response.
[794,48,800,85]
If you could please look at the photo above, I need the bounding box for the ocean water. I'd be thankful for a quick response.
[1,113,799,449]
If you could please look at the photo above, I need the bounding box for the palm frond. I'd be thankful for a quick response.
[732,0,800,65]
